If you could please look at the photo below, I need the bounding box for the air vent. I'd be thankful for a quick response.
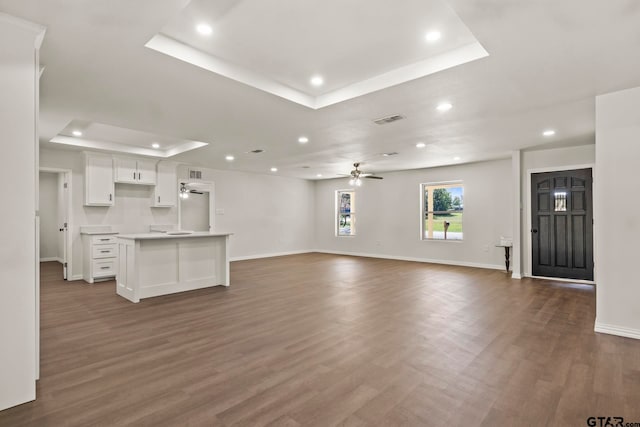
[373,114,405,125]
[382,152,399,157]
[301,165,311,169]
[189,169,202,180]
[249,149,264,154]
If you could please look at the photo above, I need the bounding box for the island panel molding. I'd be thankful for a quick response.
[116,232,232,303]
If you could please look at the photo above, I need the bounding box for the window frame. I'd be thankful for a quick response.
[336,190,356,237]
[420,181,464,241]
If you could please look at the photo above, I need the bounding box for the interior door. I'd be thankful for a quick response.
[61,174,68,280]
[531,168,593,280]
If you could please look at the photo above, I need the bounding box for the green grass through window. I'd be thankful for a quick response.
[426,212,463,232]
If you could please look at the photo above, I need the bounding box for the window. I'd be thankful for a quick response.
[336,190,355,236]
[421,182,464,240]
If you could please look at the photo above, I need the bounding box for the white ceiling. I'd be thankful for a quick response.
[149,0,487,108]
[1,0,639,180]
[51,120,208,157]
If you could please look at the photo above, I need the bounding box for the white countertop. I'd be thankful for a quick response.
[80,231,119,235]
[117,231,233,240]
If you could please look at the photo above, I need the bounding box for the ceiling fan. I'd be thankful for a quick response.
[345,162,383,186]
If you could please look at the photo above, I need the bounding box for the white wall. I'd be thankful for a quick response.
[314,158,513,269]
[0,13,43,411]
[39,172,60,260]
[177,166,316,260]
[595,86,640,338]
[520,144,595,276]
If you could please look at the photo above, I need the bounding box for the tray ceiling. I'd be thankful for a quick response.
[146,0,488,109]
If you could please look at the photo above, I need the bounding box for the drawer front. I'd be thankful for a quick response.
[93,259,117,277]
[92,235,118,245]
[92,243,117,259]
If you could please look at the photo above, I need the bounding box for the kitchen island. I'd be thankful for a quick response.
[116,232,232,303]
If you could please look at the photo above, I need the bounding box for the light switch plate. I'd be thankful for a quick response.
[215,208,224,215]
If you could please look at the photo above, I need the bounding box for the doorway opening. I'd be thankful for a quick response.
[178,181,215,232]
[38,168,72,280]
[530,167,593,281]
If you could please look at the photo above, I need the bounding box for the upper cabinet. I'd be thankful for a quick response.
[84,153,114,206]
[152,161,177,207]
[137,160,157,185]
[114,158,157,185]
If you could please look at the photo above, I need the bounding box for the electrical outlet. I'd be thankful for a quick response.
[375,240,381,246]
[215,208,224,215]
[482,244,489,252]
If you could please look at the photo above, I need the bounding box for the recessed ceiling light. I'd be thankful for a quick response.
[316,174,323,178]
[225,155,234,161]
[72,130,82,137]
[151,143,160,149]
[425,31,442,42]
[436,102,453,112]
[310,76,324,87]
[416,142,426,148]
[270,167,278,172]
[454,156,461,161]
[543,129,556,137]
[196,23,213,36]
[298,136,309,144]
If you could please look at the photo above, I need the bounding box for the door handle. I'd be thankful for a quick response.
[531,229,538,233]
[59,228,64,232]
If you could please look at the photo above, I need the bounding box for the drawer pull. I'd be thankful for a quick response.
[100,266,110,270]
[100,250,110,253]
[99,238,110,241]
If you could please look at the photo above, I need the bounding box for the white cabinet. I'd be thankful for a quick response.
[114,157,137,183]
[137,160,157,185]
[114,158,157,185]
[82,233,119,283]
[152,161,177,207]
[84,153,114,206]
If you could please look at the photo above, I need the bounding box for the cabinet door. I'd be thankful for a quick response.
[85,155,114,206]
[153,161,177,207]
[137,159,157,185]
[114,158,138,183]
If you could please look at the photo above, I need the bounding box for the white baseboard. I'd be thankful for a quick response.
[230,250,314,262]
[594,320,640,340]
[230,249,506,273]
[313,250,505,271]
[511,273,522,280]
[68,274,84,281]
[40,257,62,263]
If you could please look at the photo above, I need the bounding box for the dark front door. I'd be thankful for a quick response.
[531,168,593,280]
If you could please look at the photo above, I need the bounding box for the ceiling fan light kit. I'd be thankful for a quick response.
[347,162,383,186]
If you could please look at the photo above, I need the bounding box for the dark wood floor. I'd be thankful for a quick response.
[1,255,639,426]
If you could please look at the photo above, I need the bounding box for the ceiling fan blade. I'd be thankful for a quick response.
[364,175,383,180]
